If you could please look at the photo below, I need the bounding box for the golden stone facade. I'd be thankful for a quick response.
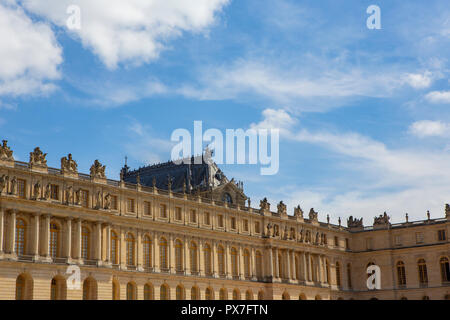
[0,142,449,300]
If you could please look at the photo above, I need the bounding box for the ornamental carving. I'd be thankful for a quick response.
[90,160,106,179]
[309,208,318,221]
[374,212,390,225]
[347,216,363,228]
[29,147,47,166]
[0,140,14,161]
[294,205,304,218]
[260,197,270,211]
[104,193,112,210]
[277,201,287,215]
[33,181,41,200]
[61,153,78,174]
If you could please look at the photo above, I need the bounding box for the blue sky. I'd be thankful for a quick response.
[1,0,450,224]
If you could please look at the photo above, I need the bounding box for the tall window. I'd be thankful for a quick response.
[127,198,135,213]
[325,260,330,284]
[219,288,227,300]
[218,245,225,275]
[438,230,447,241]
[17,179,26,199]
[440,257,450,283]
[246,290,253,300]
[50,184,59,200]
[159,238,168,270]
[244,249,250,277]
[335,262,341,287]
[175,207,182,221]
[231,248,238,276]
[176,285,184,300]
[218,215,224,228]
[144,283,153,300]
[16,275,26,300]
[254,221,260,233]
[204,212,211,225]
[418,259,428,286]
[397,261,407,287]
[112,281,119,300]
[126,233,135,266]
[205,287,213,300]
[232,289,240,300]
[190,242,198,273]
[83,277,97,300]
[160,284,169,300]
[191,286,199,300]
[15,219,26,256]
[231,217,236,230]
[175,240,183,272]
[243,219,249,232]
[347,263,352,289]
[126,282,136,300]
[190,210,197,223]
[204,244,212,275]
[111,231,118,264]
[80,190,89,208]
[258,291,264,300]
[50,276,66,300]
[143,201,151,216]
[143,235,152,268]
[255,251,263,278]
[49,223,59,258]
[160,204,167,218]
[81,227,90,260]
[278,254,283,278]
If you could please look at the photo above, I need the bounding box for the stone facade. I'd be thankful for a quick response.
[0,143,449,300]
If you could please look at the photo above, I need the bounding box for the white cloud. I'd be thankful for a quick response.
[425,90,450,104]
[252,108,450,223]
[250,108,297,136]
[409,120,450,137]
[20,0,229,69]
[403,71,432,89]
[0,3,62,97]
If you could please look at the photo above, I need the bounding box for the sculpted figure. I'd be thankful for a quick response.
[277,201,287,215]
[90,160,106,179]
[10,177,17,195]
[29,147,47,166]
[75,188,82,206]
[0,140,14,161]
[309,208,318,221]
[347,216,363,228]
[104,193,111,210]
[294,205,304,218]
[96,190,102,209]
[373,212,390,225]
[33,181,41,199]
[299,229,304,242]
[61,153,78,173]
[266,223,272,237]
[0,175,7,194]
[44,183,51,200]
[259,197,270,211]
[66,186,73,204]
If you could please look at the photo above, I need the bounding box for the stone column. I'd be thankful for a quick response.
[267,247,274,280]
[211,240,217,277]
[169,234,175,273]
[274,247,279,279]
[105,224,111,263]
[184,236,190,275]
[308,253,313,282]
[94,222,102,262]
[120,228,126,267]
[137,229,143,271]
[251,247,256,280]
[318,255,324,284]
[8,210,16,254]
[41,214,51,258]
[238,246,245,280]
[153,232,160,272]
[199,239,205,276]
[0,208,4,254]
[286,250,291,280]
[73,219,82,259]
[64,218,72,260]
[226,242,232,279]
[302,252,308,281]
[32,213,40,258]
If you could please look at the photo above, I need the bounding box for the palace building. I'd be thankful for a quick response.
[0,140,449,300]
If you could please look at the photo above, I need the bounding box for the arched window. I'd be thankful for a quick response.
[325,260,330,284]
[246,290,253,300]
[144,283,153,300]
[244,249,250,277]
[112,280,120,300]
[258,290,264,300]
[49,223,60,258]
[15,219,26,256]
[160,237,168,270]
[204,244,212,276]
[299,293,306,300]
[218,245,225,276]
[397,261,407,287]
[81,227,90,260]
[335,262,341,287]
[190,242,198,273]
[126,233,135,266]
[219,288,227,300]
[16,274,33,300]
[143,235,152,268]
[282,292,290,300]
[418,259,428,286]
[50,277,66,300]
[347,263,352,289]
[126,282,137,300]
[315,295,322,300]
[160,284,169,300]
[205,287,213,300]
[176,285,184,300]
[231,248,238,277]
[110,231,119,265]
[191,286,199,300]
[232,289,240,300]
[440,257,450,283]
[82,277,97,300]
[175,240,183,272]
[255,251,263,278]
